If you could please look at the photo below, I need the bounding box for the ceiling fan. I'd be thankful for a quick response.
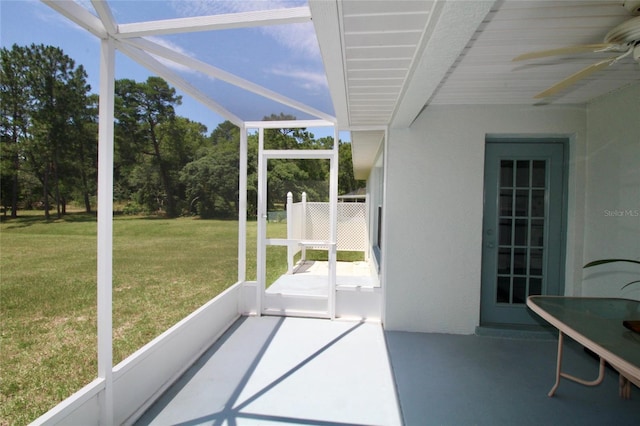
[513,0,640,99]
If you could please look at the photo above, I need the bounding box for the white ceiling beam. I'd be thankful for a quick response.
[91,0,118,35]
[121,37,335,123]
[116,7,311,38]
[245,119,335,129]
[391,1,496,127]
[116,41,244,127]
[42,0,107,38]
[308,0,350,128]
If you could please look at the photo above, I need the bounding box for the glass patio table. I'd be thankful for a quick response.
[527,296,640,399]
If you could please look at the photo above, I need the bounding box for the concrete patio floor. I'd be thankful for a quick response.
[136,316,640,426]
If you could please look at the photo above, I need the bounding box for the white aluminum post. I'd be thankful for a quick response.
[238,126,247,285]
[365,193,370,261]
[256,127,266,316]
[380,127,389,325]
[286,192,293,274]
[328,128,339,319]
[97,37,115,426]
[301,191,307,261]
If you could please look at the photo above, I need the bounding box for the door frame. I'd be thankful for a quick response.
[255,124,339,318]
[480,137,569,326]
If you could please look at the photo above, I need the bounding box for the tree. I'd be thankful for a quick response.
[1,44,94,218]
[181,121,241,218]
[70,94,98,213]
[0,45,30,217]
[209,119,239,146]
[115,77,183,217]
[337,140,365,195]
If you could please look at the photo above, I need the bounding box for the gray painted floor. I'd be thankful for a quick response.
[137,317,640,426]
[385,330,640,425]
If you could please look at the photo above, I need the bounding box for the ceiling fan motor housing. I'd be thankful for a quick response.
[604,16,640,44]
[624,1,640,15]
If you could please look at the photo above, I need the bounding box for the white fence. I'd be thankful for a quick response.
[286,192,368,271]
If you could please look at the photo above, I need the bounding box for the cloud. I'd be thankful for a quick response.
[170,0,306,16]
[262,22,321,60]
[269,66,328,92]
[145,37,202,76]
[32,0,90,33]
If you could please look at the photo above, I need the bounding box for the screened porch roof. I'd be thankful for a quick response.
[42,0,640,177]
[43,0,335,127]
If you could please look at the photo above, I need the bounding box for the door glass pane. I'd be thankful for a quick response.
[532,161,546,187]
[499,219,512,245]
[529,277,542,296]
[515,189,529,216]
[497,276,510,303]
[512,277,527,304]
[531,219,544,247]
[531,189,545,217]
[513,248,527,275]
[514,219,528,246]
[500,189,513,216]
[498,248,511,274]
[500,160,513,187]
[516,160,529,187]
[529,248,543,275]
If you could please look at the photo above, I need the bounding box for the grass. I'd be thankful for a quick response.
[0,211,270,425]
[0,211,363,425]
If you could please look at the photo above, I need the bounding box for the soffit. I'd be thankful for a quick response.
[310,0,440,129]
[312,0,640,177]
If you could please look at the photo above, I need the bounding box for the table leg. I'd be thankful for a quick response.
[619,374,631,399]
[548,331,606,397]
[548,331,565,397]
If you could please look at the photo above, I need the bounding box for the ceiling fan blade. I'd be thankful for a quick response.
[533,57,616,99]
[513,44,615,61]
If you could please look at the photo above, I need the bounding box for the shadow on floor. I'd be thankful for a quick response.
[136,316,401,426]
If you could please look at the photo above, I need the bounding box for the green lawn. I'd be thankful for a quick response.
[0,212,273,425]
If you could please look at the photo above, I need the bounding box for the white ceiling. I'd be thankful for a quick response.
[311,0,640,178]
[432,0,639,106]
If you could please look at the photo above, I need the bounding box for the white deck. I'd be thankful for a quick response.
[267,260,377,298]
[137,316,402,425]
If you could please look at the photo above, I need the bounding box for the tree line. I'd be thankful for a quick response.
[1,44,363,219]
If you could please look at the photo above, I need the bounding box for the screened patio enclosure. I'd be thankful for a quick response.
[26,1,640,424]
[31,2,382,424]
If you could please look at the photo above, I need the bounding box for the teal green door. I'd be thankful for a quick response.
[481,141,566,325]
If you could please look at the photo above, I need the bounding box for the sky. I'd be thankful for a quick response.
[0,0,344,139]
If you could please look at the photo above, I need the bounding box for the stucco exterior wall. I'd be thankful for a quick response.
[383,104,588,334]
[583,83,640,299]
